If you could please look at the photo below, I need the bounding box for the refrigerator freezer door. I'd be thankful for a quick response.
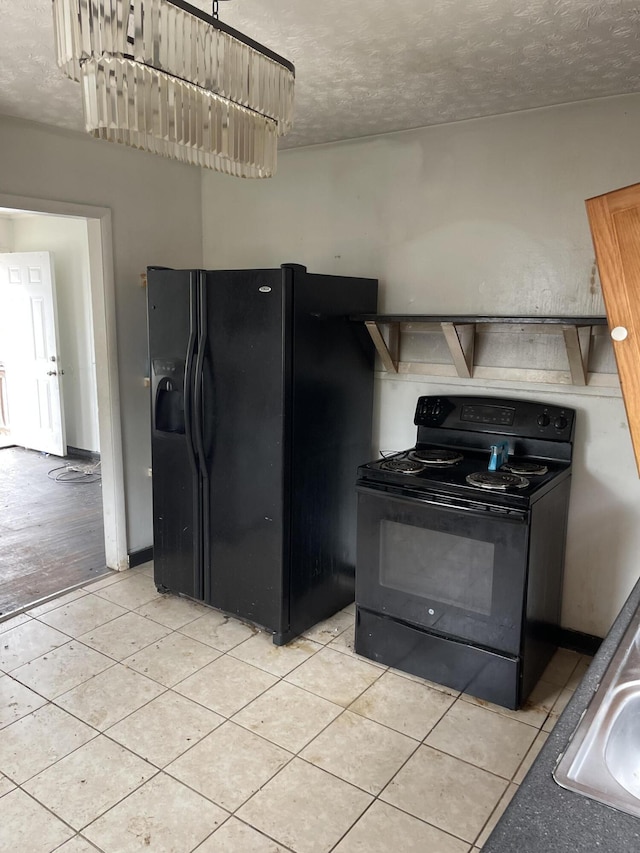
[148,270,202,600]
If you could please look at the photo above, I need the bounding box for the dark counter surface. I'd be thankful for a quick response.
[485,577,640,852]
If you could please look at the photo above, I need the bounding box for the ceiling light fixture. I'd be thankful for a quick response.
[52,0,295,177]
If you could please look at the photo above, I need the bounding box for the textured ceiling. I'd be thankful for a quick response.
[0,0,639,150]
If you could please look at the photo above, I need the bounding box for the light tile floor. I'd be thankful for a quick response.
[0,563,591,853]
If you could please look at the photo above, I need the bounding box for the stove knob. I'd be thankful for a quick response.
[537,413,550,427]
[554,416,568,430]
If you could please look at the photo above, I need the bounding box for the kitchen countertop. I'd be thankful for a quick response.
[484,577,640,852]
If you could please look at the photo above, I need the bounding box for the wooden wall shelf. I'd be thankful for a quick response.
[352,315,614,388]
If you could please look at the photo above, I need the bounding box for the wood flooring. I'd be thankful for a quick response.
[0,446,109,619]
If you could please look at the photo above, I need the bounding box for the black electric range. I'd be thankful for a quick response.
[354,395,576,709]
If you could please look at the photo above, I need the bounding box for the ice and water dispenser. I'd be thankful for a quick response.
[152,358,185,434]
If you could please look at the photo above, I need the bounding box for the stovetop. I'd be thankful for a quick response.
[358,395,575,509]
[358,446,570,505]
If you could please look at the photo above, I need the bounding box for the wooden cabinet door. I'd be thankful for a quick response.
[586,183,640,475]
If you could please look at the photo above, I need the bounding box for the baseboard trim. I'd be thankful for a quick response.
[67,446,101,461]
[129,546,153,568]
[554,626,603,657]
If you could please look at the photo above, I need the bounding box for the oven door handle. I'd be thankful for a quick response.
[356,484,529,523]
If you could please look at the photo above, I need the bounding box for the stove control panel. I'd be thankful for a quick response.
[414,396,575,441]
[460,404,515,426]
[533,407,573,437]
[414,396,456,425]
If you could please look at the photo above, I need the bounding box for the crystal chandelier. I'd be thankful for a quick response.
[52,0,295,177]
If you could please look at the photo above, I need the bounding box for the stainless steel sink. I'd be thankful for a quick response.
[554,605,640,817]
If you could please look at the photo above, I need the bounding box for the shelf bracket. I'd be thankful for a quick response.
[440,322,476,379]
[365,320,399,373]
[353,314,611,387]
[562,325,592,386]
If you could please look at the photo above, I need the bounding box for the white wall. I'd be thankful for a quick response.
[0,217,13,252]
[201,93,640,637]
[0,116,203,552]
[11,215,99,452]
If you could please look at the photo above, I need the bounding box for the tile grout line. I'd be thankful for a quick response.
[471,781,519,850]
[4,577,586,853]
[2,629,569,778]
[105,615,416,836]
[416,720,548,786]
[231,815,298,853]
[0,629,576,756]
[8,661,552,853]
[10,783,93,848]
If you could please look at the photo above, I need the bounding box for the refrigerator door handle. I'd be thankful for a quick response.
[193,271,211,600]
[183,277,199,477]
[184,273,203,598]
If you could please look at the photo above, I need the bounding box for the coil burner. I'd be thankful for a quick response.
[501,461,548,476]
[466,471,529,491]
[409,448,464,467]
[380,458,425,474]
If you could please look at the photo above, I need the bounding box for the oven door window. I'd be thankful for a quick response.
[380,521,495,616]
[357,489,530,655]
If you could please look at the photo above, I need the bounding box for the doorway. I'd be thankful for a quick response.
[0,195,127,619]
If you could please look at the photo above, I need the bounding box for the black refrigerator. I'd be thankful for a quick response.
[147,263,378,644]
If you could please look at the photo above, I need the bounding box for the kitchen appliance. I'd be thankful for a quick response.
[147,263,377,644]
[355,395,575,708]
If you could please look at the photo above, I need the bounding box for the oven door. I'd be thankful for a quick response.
[356,483,530,655]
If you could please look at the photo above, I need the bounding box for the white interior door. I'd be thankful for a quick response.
[0,251,67,456]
